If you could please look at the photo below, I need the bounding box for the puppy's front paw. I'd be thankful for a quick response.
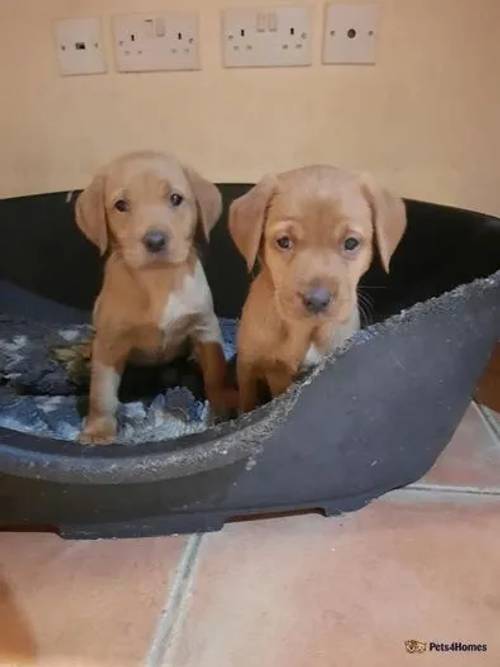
[79,417,117,446]
[207,386,240,419]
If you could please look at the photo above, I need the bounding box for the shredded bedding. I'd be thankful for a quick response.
[0,315,237,444]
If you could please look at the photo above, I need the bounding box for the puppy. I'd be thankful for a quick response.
[75,151,235,444]
[229,165,406,412]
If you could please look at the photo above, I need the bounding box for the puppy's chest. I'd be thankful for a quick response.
[159,269,209,338]
[300,310,360,371]
[131,262,214,363]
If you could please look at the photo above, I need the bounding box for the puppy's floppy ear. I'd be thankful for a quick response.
[75,174,108,256]
[361,174,407,273]
[228,176,276,271]
[184,167,222,241]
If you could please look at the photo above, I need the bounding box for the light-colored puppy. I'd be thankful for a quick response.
[76,151,236,444]
[229,165,406,412]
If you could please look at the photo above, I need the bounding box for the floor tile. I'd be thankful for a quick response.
[483,406,500,437]
[0,531,186,666]
[416,403,500,490]
[475,343,500,412]
[165,493,500,667]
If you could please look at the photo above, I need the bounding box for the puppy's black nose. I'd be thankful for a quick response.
[143,230,167,253]
[302,287,333,314]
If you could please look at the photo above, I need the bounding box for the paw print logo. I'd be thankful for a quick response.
[405,640,427,654]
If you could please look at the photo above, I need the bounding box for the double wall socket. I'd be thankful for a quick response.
[222,6,312,68]
[54,5,379,76]
[112,12,200,72]
[322,4,378,64]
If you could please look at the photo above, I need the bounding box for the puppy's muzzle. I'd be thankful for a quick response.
[143,229,168,254]
[301,287,333,314]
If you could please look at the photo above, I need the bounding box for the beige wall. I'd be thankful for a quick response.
[1,0,499,214]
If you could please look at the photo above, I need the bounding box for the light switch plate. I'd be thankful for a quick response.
[322,4,378,64]
[222,6,312,68]
[54,17,107,75]
[112,12,199,72]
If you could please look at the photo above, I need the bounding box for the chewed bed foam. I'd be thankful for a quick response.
[0,316,237,444]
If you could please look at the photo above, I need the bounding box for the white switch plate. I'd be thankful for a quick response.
[112,12,199,72]
[222,6,312,68]
[54,17,107,75]
[322,4,378,64]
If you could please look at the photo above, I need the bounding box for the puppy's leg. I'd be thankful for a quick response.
[80,336,129,445]
[264,365,295,399]
[194,341,238,416]
[192,309,238,416]
[237,359,261,413]
[264,328,309,398]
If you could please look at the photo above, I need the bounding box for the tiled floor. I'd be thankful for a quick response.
[1,402,499,666]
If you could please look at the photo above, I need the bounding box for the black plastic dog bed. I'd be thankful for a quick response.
[0,185,499,539]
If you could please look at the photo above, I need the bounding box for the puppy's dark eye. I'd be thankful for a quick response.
[276,236,293,250]
[114,199,129,213]
[344,237,360,252]
[170,192,184,207]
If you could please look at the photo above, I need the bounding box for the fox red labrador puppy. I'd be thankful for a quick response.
[76,151,236,444]
[229,165,406,412]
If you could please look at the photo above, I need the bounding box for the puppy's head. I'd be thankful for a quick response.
[229,166,406,323]
[75,151,221,269]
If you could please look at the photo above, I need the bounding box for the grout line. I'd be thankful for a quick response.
[403,483,500,496]
[145,533,203,667]
[475,402,500,444]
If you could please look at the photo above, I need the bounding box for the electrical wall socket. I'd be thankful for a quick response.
[54,17,107,75]
[222,6,312,68]
[323,4,378,64]
[112,12,200,72]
